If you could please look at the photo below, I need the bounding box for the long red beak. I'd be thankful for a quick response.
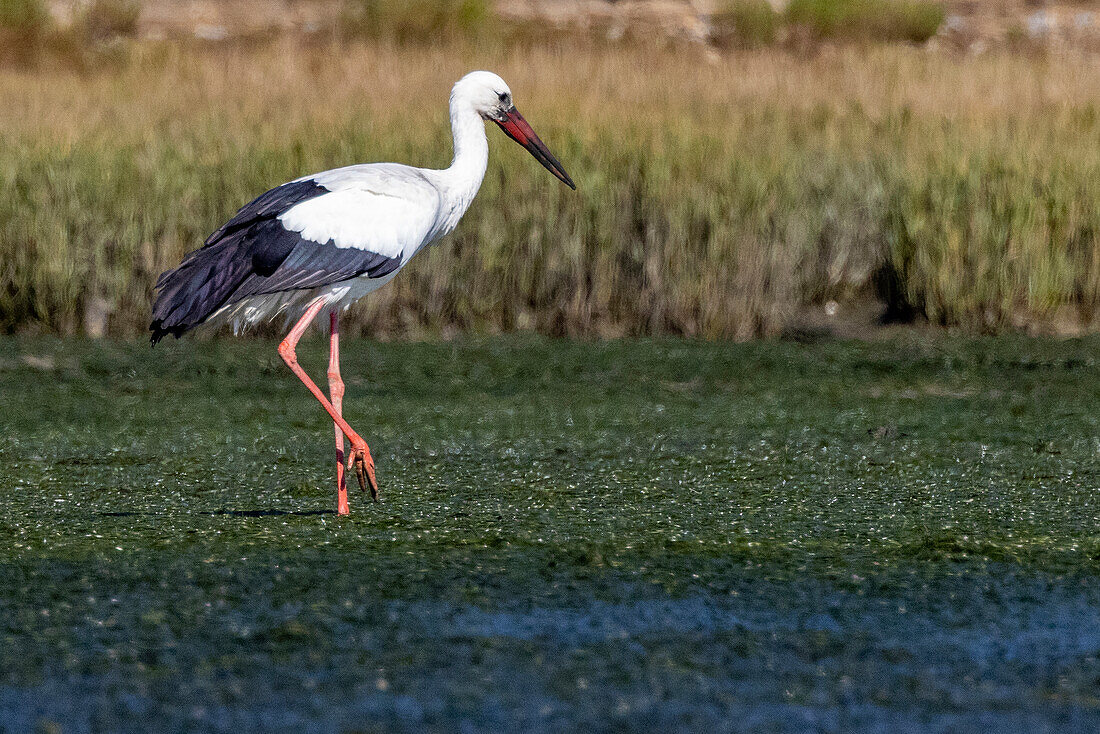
[493,107,576,190]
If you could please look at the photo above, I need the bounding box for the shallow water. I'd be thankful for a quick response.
[1,335,1098,731]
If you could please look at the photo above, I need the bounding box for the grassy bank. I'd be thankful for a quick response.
[2,41,1100,338]
[1,335,1099,730]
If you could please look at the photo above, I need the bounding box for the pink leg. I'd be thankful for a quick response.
[328,309,349,515]
[278,298,379,503]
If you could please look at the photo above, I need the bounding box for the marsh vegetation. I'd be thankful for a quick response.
[1,27,1099,339]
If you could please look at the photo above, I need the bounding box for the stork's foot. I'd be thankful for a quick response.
[347,440,379,501]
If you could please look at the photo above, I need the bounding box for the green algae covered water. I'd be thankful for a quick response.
[1,335,1098,732]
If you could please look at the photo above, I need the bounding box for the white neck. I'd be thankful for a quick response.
[436,96,489,227]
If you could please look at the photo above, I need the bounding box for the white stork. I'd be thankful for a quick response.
[150,71,575,514]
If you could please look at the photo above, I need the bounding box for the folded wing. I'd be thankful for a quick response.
[150,167,442,344]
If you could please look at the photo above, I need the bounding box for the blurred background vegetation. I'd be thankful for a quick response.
[1,0,1099,339]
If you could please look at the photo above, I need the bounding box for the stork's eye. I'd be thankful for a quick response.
[498,92,509,103]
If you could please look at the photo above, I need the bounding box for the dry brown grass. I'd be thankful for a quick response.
[3,40,1096,143]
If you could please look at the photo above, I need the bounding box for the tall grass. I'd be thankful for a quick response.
[0,0,51,65]
[0,0,141,71]
[338,0,490,42]
[712,0,944,47]
[78,0,141,43]
[0,41,1098,338]
[786,0,945,43]
[710,1,780,49]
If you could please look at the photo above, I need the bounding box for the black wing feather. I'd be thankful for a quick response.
[150,179,401,344]
[204,179,326,245]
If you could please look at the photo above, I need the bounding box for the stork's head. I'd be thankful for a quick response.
[452,70,576,190]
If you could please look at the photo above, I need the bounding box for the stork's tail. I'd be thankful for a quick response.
[149,240,252,345]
